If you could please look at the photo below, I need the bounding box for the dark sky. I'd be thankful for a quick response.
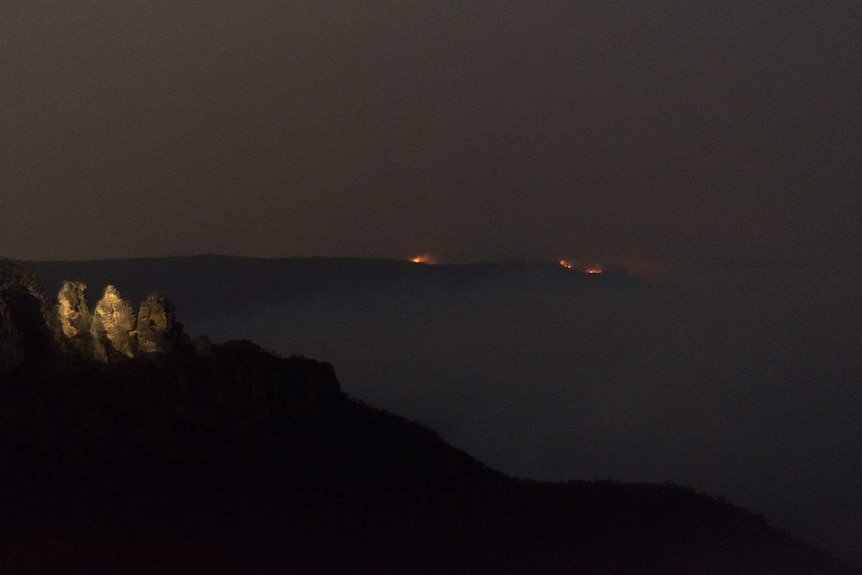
[2,1,860,265]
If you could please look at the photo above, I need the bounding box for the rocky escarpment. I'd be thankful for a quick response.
[0,260,54,373]
[2,259,190,368]
[57,282,190,360]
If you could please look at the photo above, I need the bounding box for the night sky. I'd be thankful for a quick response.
[2,1,861,266]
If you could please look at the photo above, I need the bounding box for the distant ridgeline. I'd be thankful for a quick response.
[1,258,192,371]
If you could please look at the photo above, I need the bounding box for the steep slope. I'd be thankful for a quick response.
[2,346,854,575]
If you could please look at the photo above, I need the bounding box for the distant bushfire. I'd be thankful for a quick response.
[410,254,436,265]
[559,260,603,274]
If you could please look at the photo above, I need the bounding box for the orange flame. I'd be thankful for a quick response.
[560,259,603,274]
[410,254,436,265]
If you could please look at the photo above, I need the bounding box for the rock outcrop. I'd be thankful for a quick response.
[0,260,53,374]
[70,282,192,361]
[137,293,183,354]
[3,260,197,365]
[57,281,91,338]
[91,285,137,358]
[57,280,107,359]
[49,280,189,361]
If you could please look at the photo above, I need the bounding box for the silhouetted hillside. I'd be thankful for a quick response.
[1,259,858,574]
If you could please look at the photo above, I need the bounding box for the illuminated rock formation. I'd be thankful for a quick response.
[137,293,182,354]
[57,281,91,338]
[56,280,108,359]
[3,261,192,364]
[91,285,137,358]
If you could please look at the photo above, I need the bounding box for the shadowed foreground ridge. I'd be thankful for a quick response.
[0,259,856,575]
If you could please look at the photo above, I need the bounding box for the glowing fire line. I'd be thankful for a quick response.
[559,260,603,274]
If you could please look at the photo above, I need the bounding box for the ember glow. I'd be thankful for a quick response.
[559,260,603,274]
[410,254,436,265]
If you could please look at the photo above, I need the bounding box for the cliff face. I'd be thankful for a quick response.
[0,292,43,373]
[0,260,53,374]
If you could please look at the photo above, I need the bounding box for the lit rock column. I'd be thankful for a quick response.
[91,285,137,358]
[137,293,178,353]
[57,281,92,338]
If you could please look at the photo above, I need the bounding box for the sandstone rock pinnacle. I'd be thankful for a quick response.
[57,281,91,338]
[137,293,182,354]
[91,285,137,358]
[4,261,193,365]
